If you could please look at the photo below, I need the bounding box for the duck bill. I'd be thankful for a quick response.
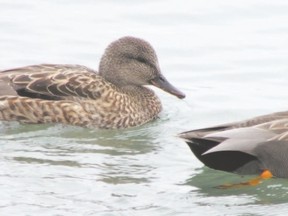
[150,75,185,99]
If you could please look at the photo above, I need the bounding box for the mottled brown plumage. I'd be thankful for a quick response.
[0,36,185,129]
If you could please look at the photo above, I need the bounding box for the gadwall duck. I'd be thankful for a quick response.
[179,110,288,187]
[0,36,185,129]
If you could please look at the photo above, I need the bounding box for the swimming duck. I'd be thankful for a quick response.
[0,36,185,129]
[179,111,288,187]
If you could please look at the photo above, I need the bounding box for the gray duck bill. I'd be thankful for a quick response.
[150,75,185,99]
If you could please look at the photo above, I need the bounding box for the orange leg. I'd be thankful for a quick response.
[216,170,273,189]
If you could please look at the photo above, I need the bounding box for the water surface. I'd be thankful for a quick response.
[1,0,288,215]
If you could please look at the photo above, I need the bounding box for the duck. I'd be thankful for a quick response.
[0,36,185,129]
[179,110,288,187]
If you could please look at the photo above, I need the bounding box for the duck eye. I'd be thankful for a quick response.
[124,54,148,64]
[124,54,155,69]
[135,57,148,64]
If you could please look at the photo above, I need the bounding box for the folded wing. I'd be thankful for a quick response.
[0,64,107,100]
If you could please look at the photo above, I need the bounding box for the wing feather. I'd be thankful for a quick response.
[0,64,110,100]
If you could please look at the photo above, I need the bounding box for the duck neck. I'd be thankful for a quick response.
[120,84,153,98]
[121,84,162,114]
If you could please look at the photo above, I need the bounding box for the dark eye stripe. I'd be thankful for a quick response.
[124,54,156,70]
[135,56,148,64]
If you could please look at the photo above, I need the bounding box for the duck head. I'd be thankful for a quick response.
[99,36,185,99]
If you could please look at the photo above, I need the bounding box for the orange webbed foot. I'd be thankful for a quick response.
[216,170,273,189]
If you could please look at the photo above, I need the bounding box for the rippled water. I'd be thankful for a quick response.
[1,0,288,215]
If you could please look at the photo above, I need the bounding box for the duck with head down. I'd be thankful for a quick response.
[0,36,185,129]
